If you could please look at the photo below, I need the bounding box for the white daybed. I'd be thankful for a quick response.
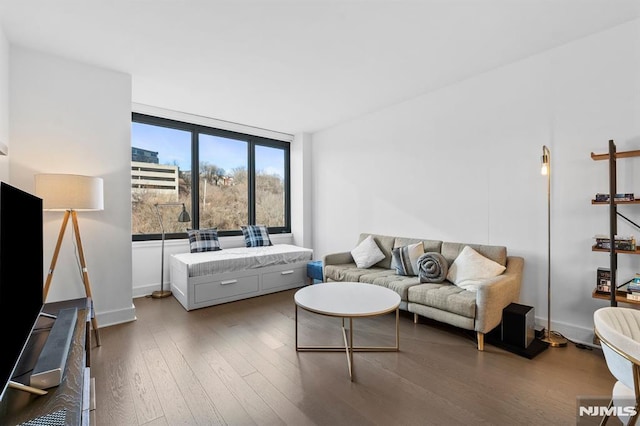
[170,244,313,311]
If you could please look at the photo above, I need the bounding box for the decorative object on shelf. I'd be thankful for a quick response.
[35,173,104,346]
[626,277,640,301]
[154,202,191,299]
[596,267,612,293]
[539,145,567,348]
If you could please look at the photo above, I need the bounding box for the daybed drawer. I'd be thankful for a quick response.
[194,274,259,303]
[263,266,306,290]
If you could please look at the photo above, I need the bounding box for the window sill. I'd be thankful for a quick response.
[132,233,294,249]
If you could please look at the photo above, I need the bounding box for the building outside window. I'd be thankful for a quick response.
[131,113,290,240]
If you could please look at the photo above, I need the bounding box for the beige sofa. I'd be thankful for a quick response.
[322,233,525,350]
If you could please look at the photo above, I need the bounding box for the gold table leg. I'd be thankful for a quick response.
[296,307,400,380]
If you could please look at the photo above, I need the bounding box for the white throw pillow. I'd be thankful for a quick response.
[446,246,506,285]
[351,235,386,269]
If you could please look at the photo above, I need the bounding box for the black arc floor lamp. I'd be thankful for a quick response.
[540,145,567,348]
[154,202,191,299]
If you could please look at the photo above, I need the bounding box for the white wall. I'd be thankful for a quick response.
[311,19,640,344]
[0,24,8,181]
[9,46,135,327]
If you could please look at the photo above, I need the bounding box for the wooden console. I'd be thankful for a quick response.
[0,298,92,425]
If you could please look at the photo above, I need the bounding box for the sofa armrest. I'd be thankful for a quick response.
[474,256,524,334]
[322,251,354,281]
[323,251,354,266]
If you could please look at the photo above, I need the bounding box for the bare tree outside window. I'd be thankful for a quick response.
[198,134,248,231]
[256,145,286,227]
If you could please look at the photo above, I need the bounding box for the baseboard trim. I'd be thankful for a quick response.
[535,315,598,348]
[95,303,137,328]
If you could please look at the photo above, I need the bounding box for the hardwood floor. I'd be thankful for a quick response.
[91,289,615,425]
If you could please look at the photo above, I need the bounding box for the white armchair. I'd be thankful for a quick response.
[594,307,640,426]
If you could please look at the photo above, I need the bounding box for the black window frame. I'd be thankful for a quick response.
[132,112,291,241]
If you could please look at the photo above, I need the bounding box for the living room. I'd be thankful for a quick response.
[0,1,639,424]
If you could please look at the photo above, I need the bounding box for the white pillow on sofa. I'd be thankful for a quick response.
[446,245,506,285]
[351,235,386,268]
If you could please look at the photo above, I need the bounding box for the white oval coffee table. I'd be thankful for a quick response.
[294,282,401,381]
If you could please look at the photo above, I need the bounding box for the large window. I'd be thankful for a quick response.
[131,113,290,240]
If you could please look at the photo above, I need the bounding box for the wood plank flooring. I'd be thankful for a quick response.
[91,289,615,425]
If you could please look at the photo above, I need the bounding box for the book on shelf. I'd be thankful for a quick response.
[627,293,640,301]
[627,283,640,293]
[593,234,636,251]
[594,193,635,202]
[627,274,640,294]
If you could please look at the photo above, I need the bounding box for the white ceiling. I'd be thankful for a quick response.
[0,1,638,135]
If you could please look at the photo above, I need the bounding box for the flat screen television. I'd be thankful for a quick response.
[0,182,44,400]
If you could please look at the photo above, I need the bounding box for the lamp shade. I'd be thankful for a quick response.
[35,174,104,211]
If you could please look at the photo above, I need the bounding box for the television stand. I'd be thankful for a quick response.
[0,298,92,424]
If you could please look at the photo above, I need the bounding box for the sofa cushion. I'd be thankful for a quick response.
[358,269,397,283]
[446,246,506,285]
[392,242,424,276]
[367,274,421,301]
[357,233,396,269]
[441,241,507,266]
[324,263,389,282]
[408,283,476,319]
[351,235,386,268]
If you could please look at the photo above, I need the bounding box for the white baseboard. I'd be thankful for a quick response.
[535,315,598,347]
[95,303,137,328]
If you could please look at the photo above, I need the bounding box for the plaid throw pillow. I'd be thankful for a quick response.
[187,228,221,253]
[241,225,272,247]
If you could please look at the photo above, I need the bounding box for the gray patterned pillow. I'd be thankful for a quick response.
[391,242,424,276]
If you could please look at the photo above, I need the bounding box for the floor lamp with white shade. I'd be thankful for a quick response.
[540,146,568,348]
[154,202,191,299]
[35,173,104,346]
